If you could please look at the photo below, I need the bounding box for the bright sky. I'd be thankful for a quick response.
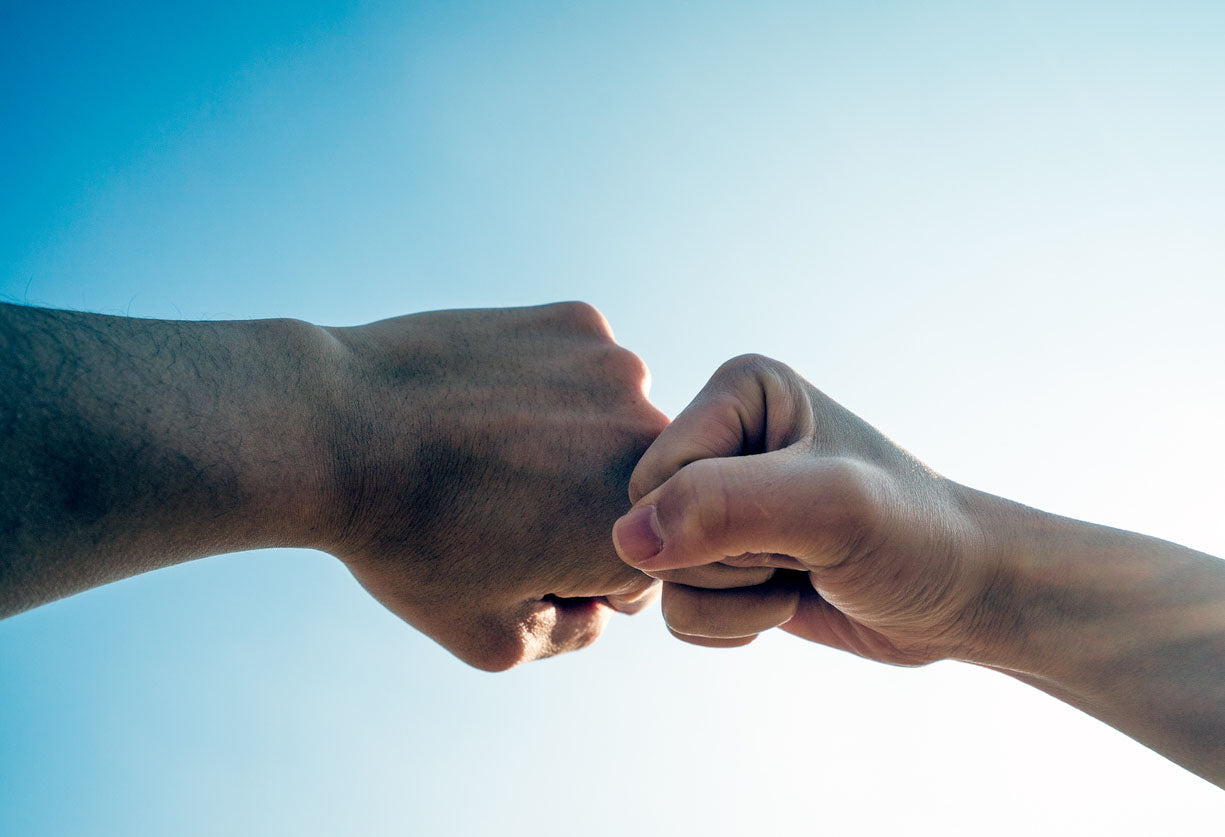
[2,1,1224,833]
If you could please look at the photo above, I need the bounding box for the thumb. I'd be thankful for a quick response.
[614,451,882,573]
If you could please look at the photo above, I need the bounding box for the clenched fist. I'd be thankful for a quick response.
[612,353,1003,665]
[0,301,668,672]
[327,302,670,670]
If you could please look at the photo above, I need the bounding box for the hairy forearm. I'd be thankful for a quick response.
[969,491,1225,785]
[0,304,338,616]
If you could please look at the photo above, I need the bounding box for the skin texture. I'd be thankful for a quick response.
[613,354,1225,786]
[323,303,667,669]
[0,301,665,671]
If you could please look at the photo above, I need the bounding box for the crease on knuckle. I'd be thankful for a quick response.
[716,352,772,380]
[677,459,733,558]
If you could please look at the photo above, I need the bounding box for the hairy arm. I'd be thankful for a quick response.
[0,303,336,615]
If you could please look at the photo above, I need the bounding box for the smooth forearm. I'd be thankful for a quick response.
[967,490,1225,784]
[0,304,339,616]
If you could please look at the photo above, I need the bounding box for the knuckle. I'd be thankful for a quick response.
[814,457,881,537]
[466,624,528,673]
[712,353,803,405]
[696,461,734,546]
[550,300,613,338]
[635,402,671,438]
[600,345,651,389]
[705,392,749,427]
[715,352,775,380]
[670,459,732,554]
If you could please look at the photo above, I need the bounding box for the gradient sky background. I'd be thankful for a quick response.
[3,1,1225,833]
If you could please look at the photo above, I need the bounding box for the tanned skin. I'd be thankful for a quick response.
[0,301,666,670]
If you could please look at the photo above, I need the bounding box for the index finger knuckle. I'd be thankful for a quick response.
[548,300,614,339]
[661,459,733,558]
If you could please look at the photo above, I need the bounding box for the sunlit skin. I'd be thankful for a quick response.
[0,301,665,671]
[7,299,1225,784]
[613,354,1225,787]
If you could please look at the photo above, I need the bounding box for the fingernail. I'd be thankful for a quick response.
[613,505,663,565]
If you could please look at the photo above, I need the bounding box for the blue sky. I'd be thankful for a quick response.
[3,1,1225,833]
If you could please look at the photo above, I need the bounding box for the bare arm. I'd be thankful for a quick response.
[613,354,1225,785]
[1,301,666,670]
[977,500,1225,784]
[0,304,335,613]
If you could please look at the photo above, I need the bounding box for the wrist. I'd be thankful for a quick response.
[951,488,1130,680]
[959,489,1225,690]
[951,489,1080,673]
[309,314,434,563]
[236,316,350,553]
